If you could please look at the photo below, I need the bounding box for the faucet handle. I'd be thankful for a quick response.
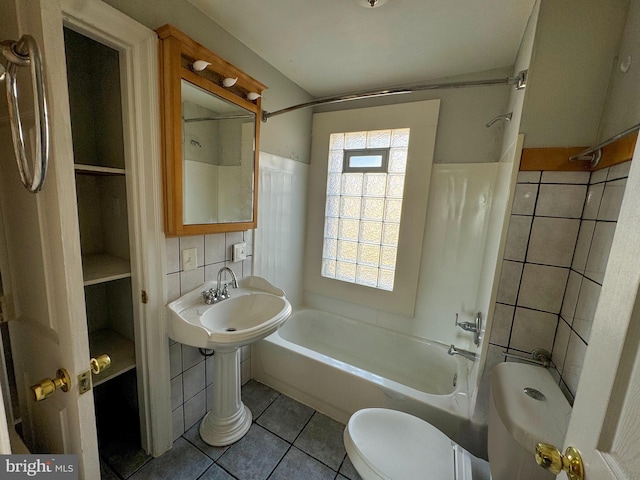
[221,283,230,299]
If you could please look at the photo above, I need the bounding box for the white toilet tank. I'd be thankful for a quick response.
[488,362,572,480]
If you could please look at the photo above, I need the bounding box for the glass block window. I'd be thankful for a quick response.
[322,128,410,291]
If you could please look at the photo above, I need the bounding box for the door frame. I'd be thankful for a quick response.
[58,0,171,456]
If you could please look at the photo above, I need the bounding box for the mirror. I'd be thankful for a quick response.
[157,24,266,236]
[182,80,255,224]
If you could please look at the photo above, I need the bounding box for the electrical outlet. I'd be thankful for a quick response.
[233,242,247,262]
[182,247,197,271]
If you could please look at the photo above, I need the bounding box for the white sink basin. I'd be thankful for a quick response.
[167,276,292,350]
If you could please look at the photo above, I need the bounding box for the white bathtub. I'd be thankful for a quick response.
[252,308,479,451]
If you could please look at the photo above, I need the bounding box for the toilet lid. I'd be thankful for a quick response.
[345,408,455,480]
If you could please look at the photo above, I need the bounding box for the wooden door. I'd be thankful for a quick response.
[556,139,640,479]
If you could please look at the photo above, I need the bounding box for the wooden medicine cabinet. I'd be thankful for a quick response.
[156,25,266,235]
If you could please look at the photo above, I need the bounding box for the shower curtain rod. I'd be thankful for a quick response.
[261,69,528,122]
[569,121,640,168]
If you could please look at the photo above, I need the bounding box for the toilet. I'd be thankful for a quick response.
[344,362,572,480]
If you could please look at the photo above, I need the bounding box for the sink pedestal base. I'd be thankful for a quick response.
[199,348,252,446]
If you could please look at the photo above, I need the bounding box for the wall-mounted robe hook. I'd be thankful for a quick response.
[485,112,513,128]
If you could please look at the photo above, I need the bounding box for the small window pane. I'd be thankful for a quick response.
[322,259,336,278]
[340,197,362,219]
[358,243,380,266]
[357,265,379,287]
[345,131,367,149]
[360,221,383,244]
[387,174,406,198]
[336,261,356,282]
[339,219,360,241]
[363,174,387,197]
[388,148,408,173]
[349,155,383,169]
[367,130,391,148]
[323,238,337,260]
[324,217,338,239]
[337,240,358,262]
[391,128,410,147]
[362,197,385,221]
[330,133,345,150]
[342,173,363,196]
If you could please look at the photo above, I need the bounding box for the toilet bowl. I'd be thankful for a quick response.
[344,362,571,480]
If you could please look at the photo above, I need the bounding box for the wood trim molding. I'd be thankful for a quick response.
[520,131,638,171]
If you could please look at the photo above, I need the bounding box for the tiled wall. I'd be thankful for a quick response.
[166,231,253,441]
[488,161,630,402]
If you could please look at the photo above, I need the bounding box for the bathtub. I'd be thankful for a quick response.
[252,308,478,450]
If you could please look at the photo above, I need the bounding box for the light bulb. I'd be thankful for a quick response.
[192,60,211,72]
[222,77,238,87]
[246,92,261,101]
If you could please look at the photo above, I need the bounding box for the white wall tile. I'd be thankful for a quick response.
[509,307,557,353]
[206,384,214,412]
[171,375,183,410]
[179,235,205,268]
[552,319,570,373]
[205,261,226,283]
[563,332,588,396]
[166,272,181,303]
[496,261,523,305]
[518,264,568,313]
[511,184,538,215]
[245,229,254,256]
[584,222,616,284]
[597,179,626,221]
[503,215,532,262]
[180,267,205,295]
[560,271,582,324]
[572,221,596,274]
[205,233,226,265]
[607,160,631,181]
[165,237,180,274]
[582,184,604,220]
[205,355,215,387]
[183,390,207,430]
[241,358,251,385]
[182,345,204,371]
[541,171,590,184]
[517,171,541,183]
[535,184,587,218]
[490,303,515,346]
[169,343,182,379]
[526,217,580,267]
[573,278,601,343]
[172,406,184,441]
[589,167,608,184]
[183,362,206,401]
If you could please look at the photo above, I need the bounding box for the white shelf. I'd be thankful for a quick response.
[74,164,125,176]
[82,254,131,286]
[89,328,136,387]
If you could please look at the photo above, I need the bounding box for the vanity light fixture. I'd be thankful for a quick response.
[246,92,261,101]
[222,77,238,87]
[353,0,389,8]
[192,60,211,71]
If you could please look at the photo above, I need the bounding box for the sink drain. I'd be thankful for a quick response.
[225,327,237,332]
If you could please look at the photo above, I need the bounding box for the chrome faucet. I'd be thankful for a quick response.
[201,266,238,304]
[448,345,477,362]
[455,312,482,346]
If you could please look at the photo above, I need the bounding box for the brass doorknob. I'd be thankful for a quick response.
[31,368,71,402]
[535,443,584,480]
[90,354,111,375]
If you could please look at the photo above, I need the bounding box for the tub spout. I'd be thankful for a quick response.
[448,345,477,362]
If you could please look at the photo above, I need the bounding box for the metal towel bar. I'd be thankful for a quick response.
[1,34,49,193]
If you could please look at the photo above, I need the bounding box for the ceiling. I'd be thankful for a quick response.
[186,0,536,98]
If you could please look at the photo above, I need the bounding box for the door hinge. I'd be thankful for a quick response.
[141,290,148,304]
[0,294,16,323]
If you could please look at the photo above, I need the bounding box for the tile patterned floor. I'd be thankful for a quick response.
[100,381,362,480]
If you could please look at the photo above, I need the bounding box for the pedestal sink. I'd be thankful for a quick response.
[167,275,291,446]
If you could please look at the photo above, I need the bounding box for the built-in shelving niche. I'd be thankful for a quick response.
[64,26,141,458]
